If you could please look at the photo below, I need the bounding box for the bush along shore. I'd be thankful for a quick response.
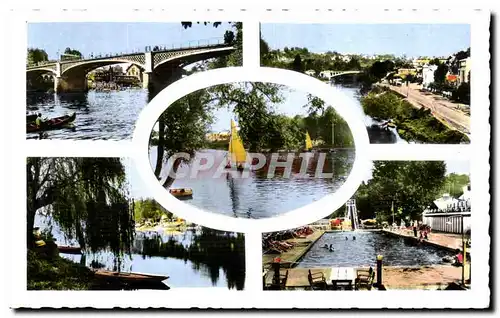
[361,87,469,144]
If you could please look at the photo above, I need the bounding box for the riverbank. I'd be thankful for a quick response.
[362,87,469,144]
[27,249,169,290]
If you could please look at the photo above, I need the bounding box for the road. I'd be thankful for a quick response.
[380,83,471,134]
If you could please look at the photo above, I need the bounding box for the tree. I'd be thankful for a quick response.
[291,54,303,73]
[361,91,402,120]
[366,60,394,82]
[434,63,448,84]
[62,47,82,60]
[152,88,215,187]
[27,48,49,65]
[26,158,134,256]
[356,162,447,221]
[440,173,470,198]
[452,82,470,105]
[429,58,441,65]
[224,30,235,45]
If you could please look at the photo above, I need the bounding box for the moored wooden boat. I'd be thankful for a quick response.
[169,188,193,198]
[26,114,38,123]
[94,270,170,290]
[57,245,82,254]
[27,112,76,133]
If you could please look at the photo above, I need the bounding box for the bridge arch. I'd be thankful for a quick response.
[61,59,146,77]
[152,46,235,71]
[26,68,57,77]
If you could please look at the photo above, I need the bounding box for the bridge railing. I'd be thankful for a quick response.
[81,37,227,60]
[27,38,230,66]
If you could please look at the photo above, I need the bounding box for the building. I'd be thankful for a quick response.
[458,57,471,85]
[422,64,438,88]
[305,70,316,77]
[126,64,142,81]
[206,131,230,142]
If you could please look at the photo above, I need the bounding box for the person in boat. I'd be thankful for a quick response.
[323,244,329,249]
[35,113,43,127]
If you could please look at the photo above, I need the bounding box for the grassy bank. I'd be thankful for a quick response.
[361,88,469,144]
[27,249,94,290]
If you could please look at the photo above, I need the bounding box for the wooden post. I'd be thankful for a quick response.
[376,254,383,288]
[272,257,281,289]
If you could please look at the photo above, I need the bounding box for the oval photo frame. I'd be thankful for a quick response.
[132,67,371,234]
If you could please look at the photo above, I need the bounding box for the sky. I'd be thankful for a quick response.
[261,24,470,58]
[28,22,233,60]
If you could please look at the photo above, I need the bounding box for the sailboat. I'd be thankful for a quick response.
[305,131,313,152]
[225,119,247,171]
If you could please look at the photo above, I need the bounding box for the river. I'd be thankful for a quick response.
[34,215,245,289]
[150,84,408,219]
[26,88,148,140]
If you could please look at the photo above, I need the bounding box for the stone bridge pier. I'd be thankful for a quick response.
[54,75,88,93]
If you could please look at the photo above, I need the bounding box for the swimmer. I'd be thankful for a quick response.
[353,236,356,241]
[323,244,329,249]
[329,244,334,252]
[345,237,348,241]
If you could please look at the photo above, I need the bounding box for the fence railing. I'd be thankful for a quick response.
[27,38,228,67]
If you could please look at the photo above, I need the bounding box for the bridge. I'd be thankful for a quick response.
[318,70,362,80]
[27,43,235,93]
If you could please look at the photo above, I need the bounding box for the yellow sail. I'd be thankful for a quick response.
[305,131,313,150]
[229,120,247,164]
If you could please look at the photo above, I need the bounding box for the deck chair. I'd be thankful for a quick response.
[355,268,375,290]
[269,270,288,290]
[308,270,327,290]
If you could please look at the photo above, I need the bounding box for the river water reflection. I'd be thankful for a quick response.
[26,89,148,140]
[35,215,245,289]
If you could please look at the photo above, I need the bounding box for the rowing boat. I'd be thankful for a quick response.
[94,270,170,290]
[26,112,76,133]
[169,188,193,198]
[57,245,82,254]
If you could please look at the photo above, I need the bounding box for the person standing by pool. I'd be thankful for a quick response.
[413,225,418,237]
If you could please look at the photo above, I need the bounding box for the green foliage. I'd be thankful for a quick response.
[355,162,447,221]
[134,199,173,222]
[27,250,94,290]
[26,158,135,257]
[209,82,285,152]
[361,91,469,143]
[62,47,82,60]
[291,54,303,73]
[452,83,470,105]
[368,60,395,80]
[27,48,49,65]
[440,173,470,198]
[434,63,448,84]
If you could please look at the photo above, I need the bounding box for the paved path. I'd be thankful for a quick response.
[263,265,467,290]
[380,83,471,134]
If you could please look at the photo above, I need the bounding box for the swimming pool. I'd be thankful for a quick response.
[296,231,454,268]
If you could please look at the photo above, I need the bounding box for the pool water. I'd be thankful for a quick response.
[297,231,454,268]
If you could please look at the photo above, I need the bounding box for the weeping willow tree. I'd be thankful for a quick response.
[26,158,135,258]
